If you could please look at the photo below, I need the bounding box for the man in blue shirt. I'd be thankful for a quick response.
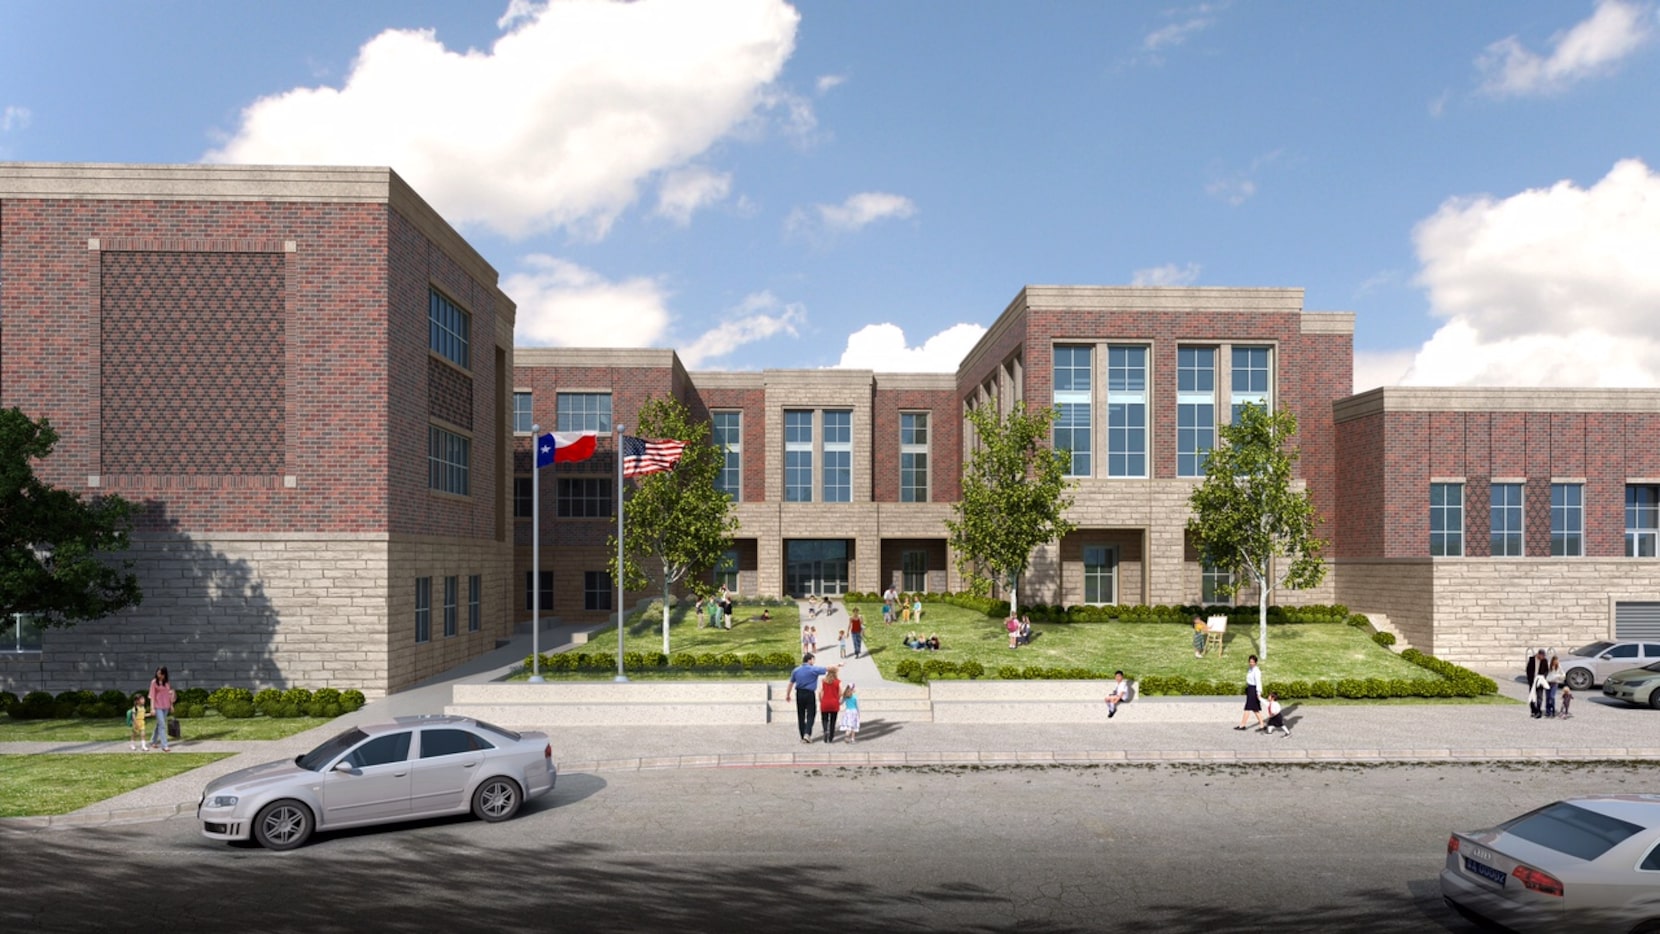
[785,653,827,743]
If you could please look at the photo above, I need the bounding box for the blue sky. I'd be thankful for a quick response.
[4,0,1659,389]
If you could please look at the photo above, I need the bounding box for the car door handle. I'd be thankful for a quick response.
[462,762,477,768]
[394,771,407,777]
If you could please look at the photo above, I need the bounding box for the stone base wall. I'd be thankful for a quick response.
[1332,559,1436,652]
[386,535,516,693]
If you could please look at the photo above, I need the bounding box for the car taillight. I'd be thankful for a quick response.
[544,743,552,760]
[1447,835,1460,854]
[1512,865,1564,897]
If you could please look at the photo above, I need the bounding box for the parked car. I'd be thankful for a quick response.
[1441,796,1660,932]
[198,714,556,850]
[1602,660,1660,709]
[1560,641,1660,691]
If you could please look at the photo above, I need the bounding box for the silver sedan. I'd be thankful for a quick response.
[198,714,556,850]
[1441,796,1660,933]
[1560,641,1660,691]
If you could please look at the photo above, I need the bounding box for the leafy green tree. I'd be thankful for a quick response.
[609,396,738,654]
[1186,404,1326,661]
[946,401,1076,615]
[0,407,143,627]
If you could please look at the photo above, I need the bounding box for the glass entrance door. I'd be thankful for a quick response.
[785,540,850,596]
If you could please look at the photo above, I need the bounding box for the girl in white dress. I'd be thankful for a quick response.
[840,683,861,743]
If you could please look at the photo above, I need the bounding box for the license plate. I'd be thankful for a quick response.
[1464,856,1507,886]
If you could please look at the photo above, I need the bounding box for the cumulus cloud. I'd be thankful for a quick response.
[679,292,806,368]
[655,166,732,226]
[1390,158,1660,387]
[1,105,30,132]
[1477,0,1654,97]
[507,256,672,348]
[1131,262,1201,287]
[205,0,800,239]
[835,322,986,373]
[787,191,917,238]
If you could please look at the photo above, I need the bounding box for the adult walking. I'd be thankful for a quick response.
[1234,655,1264,731]
[785,653,827,743]
[1525,649,1547,718]
[818,665,843,744]
[148,665,175,752]
[849,608,865,658]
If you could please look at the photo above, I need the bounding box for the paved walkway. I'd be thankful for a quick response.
[4,617,1656,830]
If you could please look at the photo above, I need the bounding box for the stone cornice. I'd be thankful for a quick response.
[1335,386,1660,422]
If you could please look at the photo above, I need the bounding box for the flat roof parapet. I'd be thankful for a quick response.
[1335,386,1660,421]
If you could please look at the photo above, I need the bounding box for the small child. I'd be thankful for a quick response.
[805,625,818,655]
[127,693,150,751]
[1264,692,1291,737]
[840,683,860,743]
[1560,683,1574,719]
[837,629,849,659]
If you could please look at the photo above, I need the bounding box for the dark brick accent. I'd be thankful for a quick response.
[428,356,474,430]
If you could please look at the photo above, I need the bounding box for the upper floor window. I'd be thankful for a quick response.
[1177,347,1216,478]
[429,425,470,496]
[557,477,612,518]
[1107,345,1147,478]
[1552,483,1584,557]
[429,289,470,369]
[784,410,814,502]
[513,392,534,434]
[900,412,929,502]
[1230,346,1271,422]
[822,409,852,503]
[1490,483,1524,557]
[712,411,742,500]
[557,393,611,432]
[1627,484,1659,557]
[513,476,532,519]
[1052,345,1092,477]
[1430,482,1464,557]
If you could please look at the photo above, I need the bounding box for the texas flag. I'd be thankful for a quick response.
[535,431,598,468]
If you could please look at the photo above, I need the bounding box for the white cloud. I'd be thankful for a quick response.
[204,0,800,239]
[1131,262,1201,287]
[506,256,672,348]
[835,322,986,373]
[1351,349,1417,393]
[815,74,847,94]
[678,292,805,368]
[787,191,917,237]
[1477,0,1653,97]
[497,0,541,31]
[1143,7,1220,52]
[1205,149,1280,206]
[655,166,732,226]
[1,105,31,132]
[1391,158,1660,387]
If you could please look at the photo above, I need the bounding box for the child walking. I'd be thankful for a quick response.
[1560,682,1574,719]
[1263,692,1291,737]
[127,692,150,751]
[837,629,849,659]
[840,682,861,743]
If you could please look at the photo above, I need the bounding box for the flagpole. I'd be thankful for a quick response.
[614,424,628,682]
[529,423,544,683]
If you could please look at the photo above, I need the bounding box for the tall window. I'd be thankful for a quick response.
[1490,483,1524,557]
[524,571,553,612]
[442,576,458,638]
[414,577,431,643]
[3,613,43,652]
[902,550,928,592]
[1083,546,1116,604]
[784,410,814,502]
[1430,483,1464,557]
[712,411,742,500]
[428,289,470,369]
[1201,561,1233,605]
[1107,345,1146,478]
[1627,484,1660,557]
[1053,345,1092,477]
[513,391,534,434]
[822,409,852,502]
[557,477,612,517]
[1552,483,1584,557]
[1230,346,1270,422]
[428,426,470,496]
[513,476,533,519]
[467,575,481,632]
[556,393,611,432]
[584,571,612,611]
[714,549,739,592]
[1177,347,1216,477]
[900,412,929,502]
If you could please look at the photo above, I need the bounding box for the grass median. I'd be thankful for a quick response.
[0,712,338,744]
[0,753,236,817]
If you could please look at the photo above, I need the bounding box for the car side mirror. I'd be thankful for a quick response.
[333,761,358,774]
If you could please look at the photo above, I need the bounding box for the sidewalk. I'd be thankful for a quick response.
[5,619,1656,831]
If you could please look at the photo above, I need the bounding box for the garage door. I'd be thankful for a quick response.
[1614,601,1660,639]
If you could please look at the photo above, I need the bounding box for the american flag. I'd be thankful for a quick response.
[621,436,687,478]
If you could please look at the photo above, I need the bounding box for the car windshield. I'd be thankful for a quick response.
[1573,641,1614,657]
[1643,660,1660,674]
[472,719,521,743]
[296,727,369,772]
[1500,802,1645,862]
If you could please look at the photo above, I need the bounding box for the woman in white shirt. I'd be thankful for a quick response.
[1235,655,1265,731]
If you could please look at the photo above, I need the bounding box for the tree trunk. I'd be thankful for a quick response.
[1257,580,1269,662]
[661,577,672,656]
[1007,571,1018,621]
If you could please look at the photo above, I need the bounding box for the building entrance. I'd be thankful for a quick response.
[785,539,850,596]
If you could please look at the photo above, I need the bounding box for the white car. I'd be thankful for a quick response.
[1561,641,1660,691]
[1441,796,1660,933]
[198,715,556,850]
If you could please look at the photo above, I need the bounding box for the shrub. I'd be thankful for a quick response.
[173,702,205,719]
[270,702,300,719]
[1372,631,1397,647]
[209,687,254,711]
[311,687,342,708]
[254,688,284,714]
[764,652,796,669]
[219,699,257,719]
[280,687,313,708]
[895,659,923,682]
[669,652,698,669]
[10,691,56,720]
[98,689,129,708]
[340,690,367,712]
[76,702,118,719]
[960,660,986,679]
[0,691,15,714]
[177,687,211,705]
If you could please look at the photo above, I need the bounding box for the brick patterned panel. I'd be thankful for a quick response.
[428,356,474,430]
[100,251,284,475]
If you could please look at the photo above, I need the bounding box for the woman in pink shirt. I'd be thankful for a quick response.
[148,666,175,752]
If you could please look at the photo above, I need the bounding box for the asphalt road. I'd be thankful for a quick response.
[3,760,1649,933]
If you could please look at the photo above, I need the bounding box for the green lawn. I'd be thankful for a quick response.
[0,712,338,744]
[0,753,234,817]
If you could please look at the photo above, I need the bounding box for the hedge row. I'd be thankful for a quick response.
[843,592,1365,627]
[526,650,797,674]
[1,686,366,721]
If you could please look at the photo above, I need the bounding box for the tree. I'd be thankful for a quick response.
[1186,403,1326,661]
[0,407,143,627]
[946,400,1076,615]
[608,396,738,654]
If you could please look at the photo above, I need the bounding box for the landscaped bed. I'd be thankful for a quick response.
[0,753,235,817]
[0,712,339,744]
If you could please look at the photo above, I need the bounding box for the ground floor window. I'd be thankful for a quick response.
[525,570,553,612]
[468,575,481,632]
[1082,546,1116,604]
[1201,561,1233,604]
[902,550,928,592]
[714,549,739,592]
[443,576,458,637]
[3,614,43,653]
[584,571,612,611]
[415,577,431,643]
[786,539,849,596]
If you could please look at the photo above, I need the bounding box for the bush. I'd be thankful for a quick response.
[98,689,129,708]
[0,691,15,714]
[270,702,300,719]
[1372,631,1397,648]
[10,691,56,720]
[280,687,313,708]
[177,687,211,705]
[218,699,257,719]
[173,701,205,719]
[254,688,284,715]
[340,690,367,712]
[311,687,342,708]
[209,687,254,711]
[76,702,119,719]
[669,652,698,669]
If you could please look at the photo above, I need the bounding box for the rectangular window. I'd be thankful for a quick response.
[1490,483,1524,557]
[428,289,470,369]
[513,391,534,434]
[557,477,612,518]
[1627,484,1660,557]
[556,392,612,432]
[1201,561,1233,605]
[513,476,533,519]
[428,425,470,496]
[524,570,553,613]
[442,575,458,638]
[784,410,814,502]
[415,577,431,643]
[467,574,481,632]
[1177,347,1216,477]
[712,411,742,500]
[1107,345,1147,478]
[1053,345,1092,477]
[1083,546,1116,604]
[1552,483,1584,557]
[1430,482,1464,557]
[1230,346,1271,422]
[714,549,739,592]
[900,412,929,502]
[3,613,44,653]
[902,549,928,592]
[584,571,612,611]
[822,409,852,502]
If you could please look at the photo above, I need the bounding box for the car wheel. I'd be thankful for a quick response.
[1564,667,1594,691]
[472,776,522,823]
[252,799,314,851]
[1649,691,1660,711]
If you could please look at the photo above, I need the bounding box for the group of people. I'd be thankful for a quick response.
[694,590,737,630]
[1525,648,1572,719]
[1004,615,1033,649]
[126,666,175,752]
[1232,655,1292,737]
[881,588,923,625]
[902,632,941,651]
[835,609,867,658]
[785,654,862,744]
